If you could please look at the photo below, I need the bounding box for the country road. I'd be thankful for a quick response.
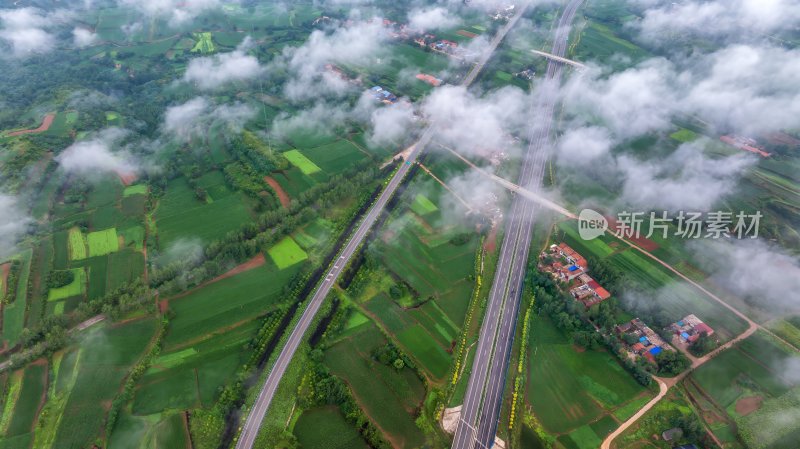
[452,1,585,448]
[232,9,527,449]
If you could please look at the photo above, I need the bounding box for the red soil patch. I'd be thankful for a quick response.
[572,344,586,353]
[115,169,137,186]
[264,176,291,208]
[7,113,56,136]
[457,29,477,38]
[484,224,498,253]
[735,396,763,416]
[0,263,10,297]
[166,253,266,303]
[606,216,660,252]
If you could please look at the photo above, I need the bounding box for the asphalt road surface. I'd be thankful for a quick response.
[451,1,585,448]
[233,9,525,449]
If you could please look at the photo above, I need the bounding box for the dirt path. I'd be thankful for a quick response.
[264,176,291,208]
[6,113,56,137]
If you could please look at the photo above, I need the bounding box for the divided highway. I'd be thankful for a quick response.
[234,8,525,449]
[451,1,585,448]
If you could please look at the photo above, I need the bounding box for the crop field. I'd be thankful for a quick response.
[156,177,252,249]
[294,406,368,449]
[2,249,32,346]
[107,249,144,290]
[301,140,368,174]
[324,321,426,448]
[690,332,799,413]
[123,184,147,197]
[273,167,318,198]
[164,263,300,348]
[87,228,120,257]
[5,362,47,438]
[48,268,86,301]
[410,193,438,216]
[283,149,322,175]
[527,317,650,435]
[105,111,121,125]
[267,236,309,269]
[68,227,88,261]
[191,32,215,53]
[50,319,156,448]
[670,128,699,142]
[108,411,189,449]
[574,21,649,67]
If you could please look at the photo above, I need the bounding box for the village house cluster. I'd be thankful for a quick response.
[670,314,715,347]
[615,318,675,364]
[539,243,612,308]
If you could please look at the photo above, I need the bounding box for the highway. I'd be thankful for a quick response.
[233,8,526,449]
[451,1,585,448]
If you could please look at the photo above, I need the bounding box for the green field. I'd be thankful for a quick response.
[164,263,300,347]
[410,193,439,216]
[52,319,156,448]
[324,322,426,448]
[123,184,147,197]
[48,268,86,301]
[283,149,322,175]
[527,317,649,434]
[2,249,32,346]
[6,363,47,437]
[87,228,120,257]
[268,236,308,269]
[301,140,367,174]
[293,406,369,449]
[191,32,215,53]
[670,128,698,142]
[156,177,253,249]
[68,227,88,261]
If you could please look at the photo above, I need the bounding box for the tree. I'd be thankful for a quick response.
[655,350,690,376]
[688,332,716,356]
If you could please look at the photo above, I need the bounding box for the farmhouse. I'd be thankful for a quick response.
[616,318,674,364]
[539,244,612,308]
[720,135,771,158]
[670,314,714,345]
[369,86,398,104]
[416,73,442,87]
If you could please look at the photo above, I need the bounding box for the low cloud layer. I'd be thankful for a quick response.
[72,27,98,47]
[56,128,138,178]
[0,194,30,259]
[163,97,255,142]
[117,0,233,27]
[408,7,459,31]
[183,38,264,90]
[0,7,70,57]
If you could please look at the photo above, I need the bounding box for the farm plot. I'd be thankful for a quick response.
[267,236,308,270]
[107,411,189,449]
[283,149,322,175]
[48,268,86,301]
[68,228,88,261]
[164,263,300,348]
[191,32,215,53]
[123,184,147,197]
[156,177,252,249]
[5,362,47,438]
[52,319,157,449]
[294,407,369,449]
[527,317,650,435]
[324,322,426,448]
[301,140,368,174]
[133,320,257,414]
[410,193,438,216]
[690,332,799,413]
[364,293,455,382]
[2,249,32,347]
[87,228,120,257]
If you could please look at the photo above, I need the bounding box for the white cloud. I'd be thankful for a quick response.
[56,128,138,178]
[408,7,459,31]
[183,38,264,90]
[0,194,30,259]
[0,8,62,57]
[163,97,255,142]
[72,27,98,47]
[117,0,234,27]
[556,126,613,166]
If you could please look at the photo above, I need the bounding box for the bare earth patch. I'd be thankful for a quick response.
[7,113,56,136]
[735,396,763,416]
[264,176,291,208]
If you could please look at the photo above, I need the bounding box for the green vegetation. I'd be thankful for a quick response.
[123,184,147,197]
[267,236,309,269]
[191,32,215,53]
[410,193,438,215]
[670,128,699,142]
[68,227,88,261]
[47,268,86,301]
[87,228,120,257]
[283,149,322,175]
[293,407,369,449]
